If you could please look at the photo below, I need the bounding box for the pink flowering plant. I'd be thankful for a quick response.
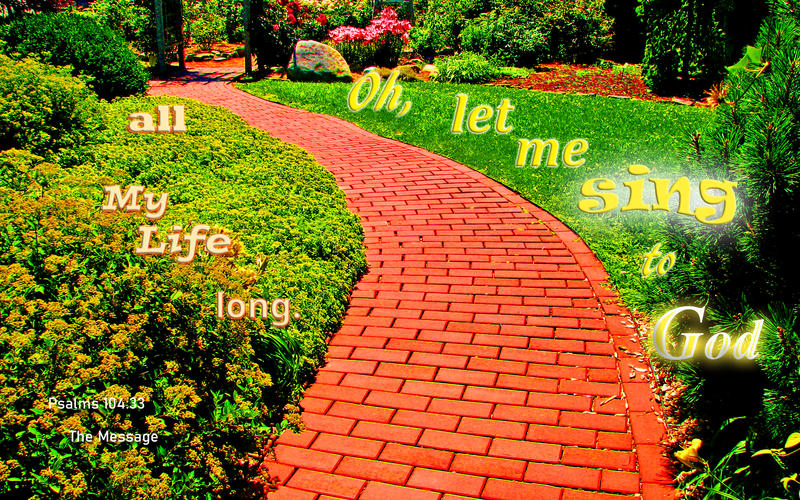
[252,0,372,70]
[328,7,410,69]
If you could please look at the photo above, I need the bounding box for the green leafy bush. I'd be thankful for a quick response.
[432,51,500,83]
[190,3,227,50]
[0,55,104,164]
[536,0,613,63]
[0,167,276,498]
[219,0,245,42]
[3,14,146,98]
[412,0,610,63]
[637,0,727,94]
[86,0,148,42]
[409,0,481,58]
[0,94,366,498]
[2,13,148,100]
[460,7,549,66]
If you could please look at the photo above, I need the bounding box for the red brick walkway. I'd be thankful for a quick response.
[149,73,673,500]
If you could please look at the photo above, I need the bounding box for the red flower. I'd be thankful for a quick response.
[316,13,327,24]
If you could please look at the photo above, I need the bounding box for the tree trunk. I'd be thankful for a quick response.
[243,0,252,74]
[178,0,186,70]
[155,0,167,77]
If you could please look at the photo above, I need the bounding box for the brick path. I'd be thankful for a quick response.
[149,71,673,500]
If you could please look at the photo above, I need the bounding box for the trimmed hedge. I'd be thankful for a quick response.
[2,13,148,99]
[0,94,366,497]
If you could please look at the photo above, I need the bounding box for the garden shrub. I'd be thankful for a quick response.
[637,0,727,94]
[0,168,276,498]
[460,7,549,67]
[0,55,104,164]
[432,51,500,83]
[86,0,148,42]
[412,0,610,63]
[220,0,245,42]
[187,0,228,50]
[130,0,183,59]
[654,2,800,496]
[0,0,68,17]
[0,96,367,497]
[409,0,481,58]
[2,13,148,100]
[535,0,613,63]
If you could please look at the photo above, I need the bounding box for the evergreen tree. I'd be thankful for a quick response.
[660,1,800,495]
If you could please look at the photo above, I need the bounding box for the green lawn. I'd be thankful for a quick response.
[238,77,712,313]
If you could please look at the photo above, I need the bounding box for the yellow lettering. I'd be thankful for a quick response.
[578,179,618,213]
[127,112,154,133]
[562,139,588,167]
[373,70,404,112]
[652,176,694,216]
[495,98,514,134]
[622,164,651,211]
[467,105,493,134]
[656,252,676,275]
[696,179,737,225]
[347,72,380,112]
[652,306,706,360]
[515,139,560,167]
[450,94,468,134]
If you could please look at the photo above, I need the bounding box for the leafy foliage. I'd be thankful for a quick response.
[408,0,482,58]
[637,0,727,94]
[411,0,611,63]
[0,56,104,165]
[538,0,613,63]
[2,13,148,100]
[187,0,228,50]
[85,0,149,42]
[654,2,800,496]
[460,7,549,67]
[0,0,68,17]
[0,85,366,497]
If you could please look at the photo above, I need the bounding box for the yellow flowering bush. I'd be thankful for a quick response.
[0,83,366,496]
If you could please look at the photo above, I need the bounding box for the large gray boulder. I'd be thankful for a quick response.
[287,40,352,82]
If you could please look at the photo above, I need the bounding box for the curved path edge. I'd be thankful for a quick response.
[148,74,675,500]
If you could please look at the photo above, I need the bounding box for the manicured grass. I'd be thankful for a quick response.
[238,78,712,313]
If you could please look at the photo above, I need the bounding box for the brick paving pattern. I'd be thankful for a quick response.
[149,70,674,499]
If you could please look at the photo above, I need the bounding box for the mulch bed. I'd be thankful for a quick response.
[488,63,710,106]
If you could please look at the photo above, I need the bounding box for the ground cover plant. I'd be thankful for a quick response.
[0,60,366,497]
[239,78,711,313]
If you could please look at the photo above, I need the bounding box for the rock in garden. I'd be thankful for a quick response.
[193,52,215,62]
[287,40,352,82]
[422,64,438,77]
